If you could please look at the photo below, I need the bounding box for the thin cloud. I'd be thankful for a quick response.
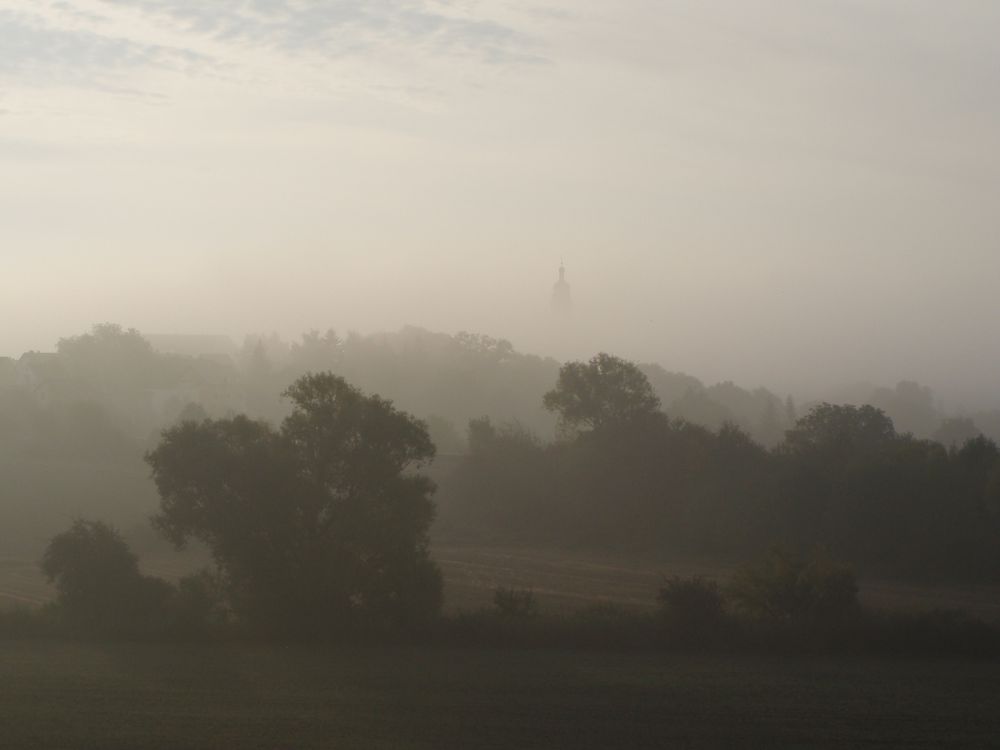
[98,0,545,66]
[0,8,212,86]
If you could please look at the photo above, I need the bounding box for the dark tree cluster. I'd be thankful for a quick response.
[438,354,1000,582]
[146,373,443,636]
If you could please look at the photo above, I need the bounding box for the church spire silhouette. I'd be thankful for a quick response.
[551,260,572,313]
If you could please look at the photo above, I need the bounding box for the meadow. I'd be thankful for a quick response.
[2,640,1000,749]
[3,546,1000,747]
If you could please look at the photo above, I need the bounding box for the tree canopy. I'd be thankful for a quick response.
[146,372,442,635]
[543,353,661,432]
[41,519,172,635]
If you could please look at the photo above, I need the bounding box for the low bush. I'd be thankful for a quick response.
[40,520,224,640]
[166,570,229,637]
[493,587,538,619]
[728,548,858,624]
[658,576,728,643]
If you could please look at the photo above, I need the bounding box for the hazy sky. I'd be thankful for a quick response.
[2,1,999,405]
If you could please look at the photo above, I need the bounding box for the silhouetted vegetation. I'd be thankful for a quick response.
[42,520,172,637]
[439,356,1000,583]
[146,373,442,637]
[658,576,727,644]
[40,520,216,638]
[728,548,858,624]
[493,587,539,619]
[5,324,1000,656]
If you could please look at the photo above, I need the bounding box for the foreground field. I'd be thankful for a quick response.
[1,641,998,748]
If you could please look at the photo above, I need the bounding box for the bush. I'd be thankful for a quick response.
[41,520,174,637]
[0,608,54,638]
[658,576,727,641]
[166,570,228,636]
[493,587,538,618]
[729,548,858,624]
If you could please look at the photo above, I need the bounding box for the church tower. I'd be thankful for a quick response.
[551,261,572,313]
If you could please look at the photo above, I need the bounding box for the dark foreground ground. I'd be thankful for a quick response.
[2,641,999,749]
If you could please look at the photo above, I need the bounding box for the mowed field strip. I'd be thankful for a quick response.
[4,545,1000,620]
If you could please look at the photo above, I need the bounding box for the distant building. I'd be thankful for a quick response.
[551,262,572,313]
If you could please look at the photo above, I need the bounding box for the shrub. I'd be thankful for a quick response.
[658,576,727,642]
[41,520,173,637]
[493,587,538,618]
[729,547,858,624]
[167,570,228,636]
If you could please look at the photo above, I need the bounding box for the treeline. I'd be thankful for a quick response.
[438,355,1000,582]
[6,323,996,452]
[21,522,1000,658]
[28,373,443,640]
[10,363,1000,653]
[0,324,791,552]
[2,322,1000,560]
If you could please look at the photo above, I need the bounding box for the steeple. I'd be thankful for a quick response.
[551,260,572,313]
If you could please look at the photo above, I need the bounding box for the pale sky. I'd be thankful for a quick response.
[2,1,999,406]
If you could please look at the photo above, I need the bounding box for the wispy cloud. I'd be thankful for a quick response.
[105,1,542,63]
[0,7,211,88]
[0,0,544,94]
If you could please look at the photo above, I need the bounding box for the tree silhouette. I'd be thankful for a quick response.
[41,519,172,635]
[147,372,442,635]
[543,353,661,433]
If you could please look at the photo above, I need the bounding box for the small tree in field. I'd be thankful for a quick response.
[493,587,538,619]
[146,372,442,636]
[658,576,726,640]
[41,520,172,635]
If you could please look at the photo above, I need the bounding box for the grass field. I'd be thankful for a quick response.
[0,640,998,748]
[3,547,1000,748]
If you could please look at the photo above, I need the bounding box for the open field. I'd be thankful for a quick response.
[435,545,1000,620]
[4,544,1000,621]
[0,641,998,748]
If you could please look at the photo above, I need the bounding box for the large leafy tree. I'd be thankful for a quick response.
[146,372,441,635]
[543,353,661,433]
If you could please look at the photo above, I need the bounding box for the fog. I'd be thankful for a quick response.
[8,8,1000,739]
[3,0,999,408]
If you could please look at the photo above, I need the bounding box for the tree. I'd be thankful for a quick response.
[784,395,798,427]
[782,403,896,457]
[933,417,981,449]
[658,576,726,641]
[41,520,172,635]
[543,353,661,432]
[288,329,343,375]
[57,323,158,391]
[146,372,442,635]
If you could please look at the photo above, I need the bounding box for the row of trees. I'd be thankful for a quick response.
[438,354,1000,581]
[0,323,806,553]
[38,355,1000,640]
